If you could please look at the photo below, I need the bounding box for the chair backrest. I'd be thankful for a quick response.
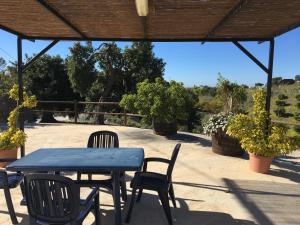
[87,130,119,148]
[24,174,80,224]
[167,143,181,182]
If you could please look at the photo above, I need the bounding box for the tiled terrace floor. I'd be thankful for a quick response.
[1,123,299,225]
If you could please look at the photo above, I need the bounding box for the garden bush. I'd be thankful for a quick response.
[277,94,288,100]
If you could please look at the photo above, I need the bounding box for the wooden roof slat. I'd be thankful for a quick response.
[0,0,79,38]
[214,0,300,38]
[0,0,299,41]
[204,0,250,39]
[36,0,87,38]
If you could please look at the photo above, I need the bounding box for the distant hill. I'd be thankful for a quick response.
[270,82,300,124]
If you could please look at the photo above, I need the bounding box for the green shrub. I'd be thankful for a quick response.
[294,113,300,121]
[294,125,300,134]
[120,78,189,124]
[274,107,286,117]
[277,94,288,100]
[275,100,288,106]
[296,94,300,101]
[227,88,299,157]
[0,85,37,150]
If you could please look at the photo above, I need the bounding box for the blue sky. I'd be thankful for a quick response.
[0,28,299,87]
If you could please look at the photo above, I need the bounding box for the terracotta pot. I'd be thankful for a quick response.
[249,153,273,174]
[0,148,18,168]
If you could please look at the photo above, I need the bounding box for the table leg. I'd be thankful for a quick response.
[112,171,122,225]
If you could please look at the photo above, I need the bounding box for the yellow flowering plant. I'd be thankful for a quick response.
[0,85,37,150]
[227,88,299,157]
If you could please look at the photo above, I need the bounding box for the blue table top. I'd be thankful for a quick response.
[6,148,144,172]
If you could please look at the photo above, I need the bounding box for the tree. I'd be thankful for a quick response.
[272,77,282,85]
[0,58,15,97]
[0,59,17,123]
[67,42,125,124]
[255,83,264,87]
[123,42,165,93]
[66,42,97,98]
[274,95,291,118]
[294,75,300,82]
[296,95,300,112]
[67,41,166,124]
[24,54,79,122]
[216,76,247,114]
[0,57,6,72]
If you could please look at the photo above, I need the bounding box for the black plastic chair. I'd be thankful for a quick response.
[125,143,181,225]
[0,158,24,224]
[24,174,100,225]
[77,131,127,201]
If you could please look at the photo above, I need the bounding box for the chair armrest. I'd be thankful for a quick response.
[0,158,17,163]
[136,171,167,180]
[143,157,171,171]
[0,168,7,174]
[0,168,8,186]
[144,157,170,164]
[80,187,99,207]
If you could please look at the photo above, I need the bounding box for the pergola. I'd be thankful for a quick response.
[1,0,300,157]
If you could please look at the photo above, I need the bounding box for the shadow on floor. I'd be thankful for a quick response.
[1,191,257,225]
[270,156,300,183]
[166,133,212,147]
[173,181,231,193]
[223,179,300,225]
[100,192,257,225]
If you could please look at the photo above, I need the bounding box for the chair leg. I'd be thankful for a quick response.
[136,188,143,202]
[19,181,27,206]
[77,172,81,180]
[3,188,18,224]
[168,184,177,208]
[120,181,127,202]
[125,187,137,223]
[94,192,101,225]
[29,216,38,225]
[158,190,173,225]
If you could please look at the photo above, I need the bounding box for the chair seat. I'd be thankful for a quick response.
[0,173,23,189]
[131,172,168,190]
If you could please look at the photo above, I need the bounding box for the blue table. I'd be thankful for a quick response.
[7,148,144,225]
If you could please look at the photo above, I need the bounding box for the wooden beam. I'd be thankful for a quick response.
[23,40,59,71]
[141,16,148,39]
[274,20,300,37]
[233,41,269,74]
[36,0,87,38]
[266,39,274,114]
[0,24,26,37]
[17,36,25,157]
[204,0,250,39]
[21,36,271,42]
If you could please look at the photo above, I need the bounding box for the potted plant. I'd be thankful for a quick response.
[120,78,189,135]
[227,88,299,173]
[202,76,247,156]
[203,113,244,156]
[0,85,36,167]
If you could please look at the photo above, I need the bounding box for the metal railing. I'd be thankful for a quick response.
[32,100,143,125]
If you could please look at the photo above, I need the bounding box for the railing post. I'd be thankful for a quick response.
[74,100,78,124]
[124,110,127,126]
